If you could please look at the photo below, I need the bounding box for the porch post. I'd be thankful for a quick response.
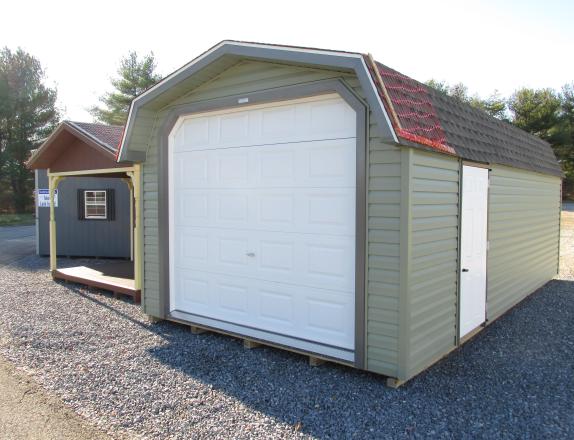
[131,164,142,291]
[123,178,134,262]
[48,173,63,273]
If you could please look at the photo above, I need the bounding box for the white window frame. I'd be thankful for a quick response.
[84,190,107,219]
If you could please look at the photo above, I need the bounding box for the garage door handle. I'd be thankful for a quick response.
[462,268,469,272]
[246,252,255,257]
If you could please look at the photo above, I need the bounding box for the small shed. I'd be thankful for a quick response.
[94,42,565,384]
[28,120,143,302]
[31,121,130,258]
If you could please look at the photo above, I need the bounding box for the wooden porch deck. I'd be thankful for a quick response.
[53,260,140,303]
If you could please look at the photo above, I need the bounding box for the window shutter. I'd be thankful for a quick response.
[107,189,116,221]
[77,189,85,220]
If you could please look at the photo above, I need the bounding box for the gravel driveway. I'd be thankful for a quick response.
[0,221,572,438]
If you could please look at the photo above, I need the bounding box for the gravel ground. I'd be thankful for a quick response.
[1,209,573,440]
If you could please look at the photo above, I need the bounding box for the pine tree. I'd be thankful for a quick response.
[90,52,161,125]
[0,48,59,212]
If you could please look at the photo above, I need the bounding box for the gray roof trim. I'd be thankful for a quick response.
[117,41,398,162]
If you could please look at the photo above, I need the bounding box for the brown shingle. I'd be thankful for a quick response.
[68,121,124,153]
[374,61,562,177]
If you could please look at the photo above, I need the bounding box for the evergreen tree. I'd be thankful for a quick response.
[90,51,161,125]
[0,48,59,212]
[426,80,508,120]
[508,88,561,142]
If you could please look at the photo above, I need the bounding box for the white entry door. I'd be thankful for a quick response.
[168,93,357,360]
[460,165,489,338]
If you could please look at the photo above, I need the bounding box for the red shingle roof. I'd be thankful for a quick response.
[68,121,124,153]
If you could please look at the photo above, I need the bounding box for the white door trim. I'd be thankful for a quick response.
[459,165,489,338]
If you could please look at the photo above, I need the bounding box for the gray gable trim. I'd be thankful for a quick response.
[118,41,398,162]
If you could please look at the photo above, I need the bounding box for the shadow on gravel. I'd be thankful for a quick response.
[144,279,574,438]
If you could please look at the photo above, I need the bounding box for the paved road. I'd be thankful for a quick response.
[0,357,110,440]
[0,226,35,266]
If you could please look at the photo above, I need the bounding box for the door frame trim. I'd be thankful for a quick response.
[158,79,368,368]
[457,163,490,342]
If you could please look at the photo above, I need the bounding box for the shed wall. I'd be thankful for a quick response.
[139,60,401,376]
[487,165,561,320]
[402,150,459,380]
[131,57,562,383]
[37,169,131,258]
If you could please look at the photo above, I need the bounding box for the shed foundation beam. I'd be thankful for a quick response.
[243,339,262,349]
[309,356,325,367]
[190,326,207,335]
[386,377,406,389]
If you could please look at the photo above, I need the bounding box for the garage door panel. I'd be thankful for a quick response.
[174,139,355,190]
[305,292,354,340]
[182,117,209,149]
[216,194,249,223]
[258,287,296,326]
[175,152,209,188]
[179,192,209,223]
[175,226,354,292]
[170,94,357,356]
[258,193,295,227]
[176,274,211,312]
[259,240,294,272]
[175,188,355,235]
[217,280,250,315]
[172,270,354,349]
[171,94,355,152]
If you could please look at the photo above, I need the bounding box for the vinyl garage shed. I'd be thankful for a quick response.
[117,41,562,385]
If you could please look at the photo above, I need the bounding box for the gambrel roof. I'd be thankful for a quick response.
[118,41,562,177]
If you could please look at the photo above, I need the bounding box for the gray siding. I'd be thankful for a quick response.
[139,60,401,375]
[37,169,131,258]
[487,165,561,320]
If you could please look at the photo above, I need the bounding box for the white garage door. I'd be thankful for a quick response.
[169,93,356,360]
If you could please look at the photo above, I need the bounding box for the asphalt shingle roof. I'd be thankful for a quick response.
[373,61,563,177]
[68,121,124,153]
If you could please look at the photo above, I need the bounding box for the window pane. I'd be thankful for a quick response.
[84,190,107,219]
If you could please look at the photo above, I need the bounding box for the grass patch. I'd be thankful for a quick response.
[0,213,35,227]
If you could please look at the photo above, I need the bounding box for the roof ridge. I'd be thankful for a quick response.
[68,120,124,129]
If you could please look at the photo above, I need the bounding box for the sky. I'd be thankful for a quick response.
[1,0,573,122]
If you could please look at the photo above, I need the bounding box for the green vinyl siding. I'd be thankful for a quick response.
[138,59,401,375]
[366,139,401,376]
[487,165,561,320]
[401,150,459,380]
[127,55,563,384]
